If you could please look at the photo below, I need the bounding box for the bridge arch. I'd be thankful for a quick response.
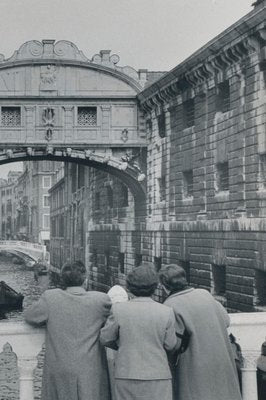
[0,148,146,201]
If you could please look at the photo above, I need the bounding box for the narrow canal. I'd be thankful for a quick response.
[0,254,50,321]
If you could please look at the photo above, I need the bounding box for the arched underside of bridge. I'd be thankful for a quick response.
[0,148,147,202]
[0,249,36,262]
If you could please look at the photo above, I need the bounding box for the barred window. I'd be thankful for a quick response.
[217,162,229,191]
[216,81,230,113]
[183,99,195,128]
[1,107,21,127]
[211,264,226,296]
[77,107,97,126]
[183,170,193,198]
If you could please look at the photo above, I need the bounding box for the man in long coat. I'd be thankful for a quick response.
[25,261,112,400]
[159,264,242,400]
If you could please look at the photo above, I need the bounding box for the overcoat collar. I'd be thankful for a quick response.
[130,296,154,303]
[65,286,86,295]
[167,287,194,300]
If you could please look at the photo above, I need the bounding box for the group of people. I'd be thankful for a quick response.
[25,260,242,400]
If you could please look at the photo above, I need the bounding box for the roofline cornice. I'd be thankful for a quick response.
[138,4,266,109]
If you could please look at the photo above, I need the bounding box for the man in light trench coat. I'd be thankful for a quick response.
[25,260,112,400]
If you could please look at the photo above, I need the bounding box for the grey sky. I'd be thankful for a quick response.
[0,0,254,178]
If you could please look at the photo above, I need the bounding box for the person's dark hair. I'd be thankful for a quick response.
[61,260,86,287]
[159,264,188,293]
[126,262,158,297]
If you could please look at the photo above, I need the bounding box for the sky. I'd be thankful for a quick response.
[0,0,255,178]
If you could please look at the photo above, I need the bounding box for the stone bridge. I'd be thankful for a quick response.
[0,39,148,200]
[0,240,47,263]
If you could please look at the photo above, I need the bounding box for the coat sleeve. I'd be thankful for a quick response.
[99,308,119,350]
[24,293,49,326]
[164,309,181,352]
[215,300,230,328]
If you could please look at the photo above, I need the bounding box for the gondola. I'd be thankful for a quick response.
[0,281,24,310]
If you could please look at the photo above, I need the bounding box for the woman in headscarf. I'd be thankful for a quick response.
[100,263,179,400]
[107,285,129,400]
[25,260,112,400]
[159,263,242,400]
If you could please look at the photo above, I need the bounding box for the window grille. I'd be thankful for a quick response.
[77,107,97,126]
[118,252,125,274]
[183,170,193,198]
[216,81,230,113]
[1,107,21,127]
[157,113,166,138]
[154,256,162,272]
[255,270,266,306]
[211,264,226,296]
[217,162,229,191]
[183,99,195,128]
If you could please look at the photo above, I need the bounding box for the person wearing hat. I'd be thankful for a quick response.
[159,263,242,400]
[100,263,179,400]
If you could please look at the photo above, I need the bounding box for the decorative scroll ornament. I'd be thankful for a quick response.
[121,129,128,142]
[43,107,55,141]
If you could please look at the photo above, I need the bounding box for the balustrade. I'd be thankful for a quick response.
[0,313,265,400]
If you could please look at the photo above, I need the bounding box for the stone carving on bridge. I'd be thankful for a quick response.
[120,150,146,182]
[0,343,19,400]
[40,65,57,92]
[42,107,55,141]
[0,40,144,86]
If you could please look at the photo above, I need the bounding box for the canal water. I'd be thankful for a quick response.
[0,255,50,321]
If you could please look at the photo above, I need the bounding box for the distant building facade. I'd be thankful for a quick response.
[49,3,266,311]
[0,171,22,239]
[0,161,61,245]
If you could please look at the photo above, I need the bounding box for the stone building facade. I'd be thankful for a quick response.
[49,3,266,311]
[0,171,22,239]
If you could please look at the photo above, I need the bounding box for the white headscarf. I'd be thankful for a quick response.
[108,285,128,304]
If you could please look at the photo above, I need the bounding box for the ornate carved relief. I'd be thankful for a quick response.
[0,343,19,400]
[40,65,57,91]
[42,107,55,141]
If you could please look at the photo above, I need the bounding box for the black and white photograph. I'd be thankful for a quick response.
[0,1,265,399]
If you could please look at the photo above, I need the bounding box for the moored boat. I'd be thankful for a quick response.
[0,281,24,310]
